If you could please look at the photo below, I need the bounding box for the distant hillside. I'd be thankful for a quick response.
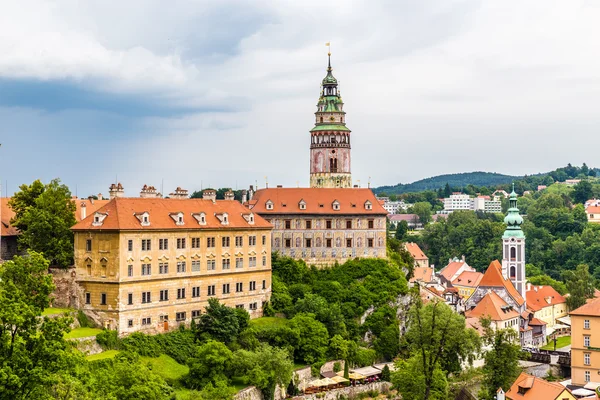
[374,172,519,195]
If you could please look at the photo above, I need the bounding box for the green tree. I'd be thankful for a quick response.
[196,380,236,400]
[395,220,409,240]
[186,340,233,389]
[329,334,350,360]
[411,202,432,224]
[392,355,448,400]
[288,313,329,364]
[10,179,76,267]
[404,300,480,399]
[0,252,79,398]
[564,264,596,311]
[195,298,243,343]
[343,359,349,379]
[233,344,294,400]
[478,318,521,400]
[573,180,593,204]
[381,364,391,381]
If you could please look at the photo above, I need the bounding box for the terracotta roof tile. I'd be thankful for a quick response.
[505,372,573,399]
[1,198,18,237]
[72,198,271,231]
[529,318,546,326]
[247,188,387,215]
[465,291,519,321]
[586,206,600,214]
[526,286,566,312]
[480,260,525,306]
[404,242,428,260]
[410,267,434,283]
[452,271,483,288]
[439,260,470,281]
[570,296,600,317]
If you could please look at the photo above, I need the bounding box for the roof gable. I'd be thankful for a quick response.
[479,260,525,306]
[465,291,519,321]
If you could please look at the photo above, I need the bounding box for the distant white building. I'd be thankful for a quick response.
[443,193,501,214]
[377,197,411,214]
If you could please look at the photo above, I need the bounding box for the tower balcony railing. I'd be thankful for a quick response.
[310,143,350,149]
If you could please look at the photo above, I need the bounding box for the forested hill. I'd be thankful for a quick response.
[374,172,519,195]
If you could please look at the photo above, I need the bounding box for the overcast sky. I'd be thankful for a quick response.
[1,0,600,197]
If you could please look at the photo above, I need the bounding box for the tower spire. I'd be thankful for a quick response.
[501,183,526,302]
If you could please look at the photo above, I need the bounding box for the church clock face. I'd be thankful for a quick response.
[329,116,335,121]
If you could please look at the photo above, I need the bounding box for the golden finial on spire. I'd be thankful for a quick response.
[325,42,331,56]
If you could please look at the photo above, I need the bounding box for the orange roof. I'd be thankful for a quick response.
[529,318,546,326]
[405,242,428,260]
[479,260,525,306]
[587,206,600,214]
[506,372,573,400]
[1,198,18,237]
[452,271,483,288]
[526,286,566,312]
[410,267,434,283]
[570,296,600,317]
[420,286,445,304]
[74,199,110,222]
[465,317,486,336]
[439,261,469,281]
[248,188,387,215]
[72,198,272,231]
[465,291,519,321]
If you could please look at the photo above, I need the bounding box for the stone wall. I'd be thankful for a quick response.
[320,360,344,375]
[294,366,314,392]
[0,235,19,261]
[291,381,392,400]
[50,266,81,308]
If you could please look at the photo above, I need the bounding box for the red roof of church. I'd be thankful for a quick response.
[479,260,525,306]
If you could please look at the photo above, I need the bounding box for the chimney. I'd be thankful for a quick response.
[248,185,254,200]
[526,282,532,292]
[534,286,538,292]
[98,193,103,201]
[203,189,217,203]
[461,255,466,262]
[169,187,189,199]
[224,190,235,201]
[496,388,505,400]
[80,202,87,220]
[88,196,94,205]
[140,185,159,198]
[241,190,248,204]
[109,183,125,199]
[276,185,283,188]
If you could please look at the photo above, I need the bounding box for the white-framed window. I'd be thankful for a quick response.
[142,263,151,276]
[192,310,201,319]
[235,236,243,247]
[160,289,169,301]
[222,237,230,247]
[249,281,256,291]
[141,239,151,251]
[159,262,168,274]
[176,312,186,322]
[249,302,258,311]
[236,257,244,269]
[584,335,591,347]
[222,258,231,270]
[207,285,216,296]
[142,292,151,304]
[249,236,257,246]
[262,235,266,246]
[128,265,133,277]
[585,370,591,382]
[236,282,243,292]
[191,260,200,272]
[159,238,169,250]
[249,256,257,268]
[585,353,591,366]
[177,261,186,273]
[192,286,200,298]
[177,288,186,299]
[177,238,186,249]
[207,259,216,270]
[585,319,590,329]
[207,237,215,247]
[262,255,267,267]
[127,240,133,252]
[191,238,200,249]
[222,283,230,294]
[141,317,151,325]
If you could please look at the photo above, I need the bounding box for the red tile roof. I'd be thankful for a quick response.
[389,214,419,222]
[529,318,546,326]
[247,188,387,215]
[405,242,428,260]
[72,198,271,231]
[570,296,600,317]
[586,206,600,214]
[465,291,519,321]
[410,267,434,283]
[1,198,18,237]
[479,260,525,306]
[452,271,483,288]
[505,372,573,400]
[526,285,566,312]
[439,260,470,282]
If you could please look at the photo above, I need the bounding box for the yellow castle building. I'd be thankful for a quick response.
[72,191,272,335]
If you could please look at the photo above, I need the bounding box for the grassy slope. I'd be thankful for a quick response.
[140,354,190,382]
[42,307,74,316]
[86,350,120,361]
[541,336,571,350]
[64,327,103,339]
[249,316,288,327]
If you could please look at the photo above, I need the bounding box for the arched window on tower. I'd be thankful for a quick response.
[510,266,516,279]
[510,247,516,261]
[330,157,338,172]
[320,117,323,123]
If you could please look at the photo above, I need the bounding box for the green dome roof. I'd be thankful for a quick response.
[504,208,524,227]
[322,71,337,85]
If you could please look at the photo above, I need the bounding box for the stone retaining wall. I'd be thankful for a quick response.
[291,381,392,400]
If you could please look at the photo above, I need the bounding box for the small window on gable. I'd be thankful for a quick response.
[192,212,207,226]
[92,212,108,227]
[135,212,150,226]
[365,201,372,210]
[170,212,184,226]
[299,200,306,210]
[332,200,340,211]
[266,200,274,210]
[242,213,255,225]
[216,213,229,225]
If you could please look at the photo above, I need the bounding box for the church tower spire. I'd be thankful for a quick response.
[501,184,526,300]
[309,51,352,188]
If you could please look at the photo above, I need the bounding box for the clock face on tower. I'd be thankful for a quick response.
[329,116,335,121]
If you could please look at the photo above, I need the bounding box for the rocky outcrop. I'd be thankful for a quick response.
[49,267,80,308]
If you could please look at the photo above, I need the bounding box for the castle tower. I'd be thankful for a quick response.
[309,52,352,188]
[501,185,526,300]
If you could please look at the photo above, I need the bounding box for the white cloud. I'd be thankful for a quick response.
[2,0,600,195]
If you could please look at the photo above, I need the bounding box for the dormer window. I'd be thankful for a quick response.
[92,212,108,227]
[266,200,274,210]
[332,200,340,211]
[170,212,185,226]
[299,200,307,210]
[192,212,207,226]
[215,212,229,226]
[243,213,255,225]
[365,201,372,210]
[134,212,150,226]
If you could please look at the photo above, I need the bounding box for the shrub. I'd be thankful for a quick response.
[77,310,94,328]
[121,332,162,357]
[96,329,120,350]
[333,361,341,373]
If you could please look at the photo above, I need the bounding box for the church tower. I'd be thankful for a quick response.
[501,185,526,300]
[309,52,352,188]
